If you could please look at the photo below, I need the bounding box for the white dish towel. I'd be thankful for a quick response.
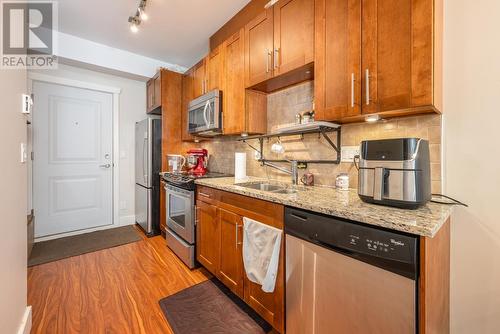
[242,217,282,293]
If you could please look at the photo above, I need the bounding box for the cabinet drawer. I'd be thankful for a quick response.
[196,186,220,204]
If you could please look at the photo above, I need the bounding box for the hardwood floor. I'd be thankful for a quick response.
[28,228,211,334]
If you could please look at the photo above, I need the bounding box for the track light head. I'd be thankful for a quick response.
[128,16,140,33]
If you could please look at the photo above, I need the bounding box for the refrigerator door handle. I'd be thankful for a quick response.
[142,136,148,184]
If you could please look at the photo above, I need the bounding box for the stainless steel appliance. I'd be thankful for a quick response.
[161,171,230,268]
[135,117,162,236]
[285,207,418,334]
[358,138,431,209]
[188,90,222,136]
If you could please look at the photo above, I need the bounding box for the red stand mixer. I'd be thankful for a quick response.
[186,149,209,176]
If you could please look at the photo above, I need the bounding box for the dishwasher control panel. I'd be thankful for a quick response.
[285,207,418,279]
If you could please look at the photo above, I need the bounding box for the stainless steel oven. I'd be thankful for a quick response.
[165,183,195,244]
[188,90,222,136]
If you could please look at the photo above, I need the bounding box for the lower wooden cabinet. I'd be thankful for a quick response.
[196,200,220,274]
[217,209,244,298]
[196,186,285,333]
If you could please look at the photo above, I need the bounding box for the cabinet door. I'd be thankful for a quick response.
[315,0,361,121]
[273,0,314,76]
[206,45,224,92]
[153,73,162,109]
[192,59,206,98]
[181,69,194,141]
[361,0,412,114]
[146,79,154,112]
[223,29,246,135]
[245,9,274,87]
[196,200,219,274]
[244,231,285,333]
[217,209,244,298]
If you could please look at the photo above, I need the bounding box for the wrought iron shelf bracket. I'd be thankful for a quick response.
[238,125,342,165]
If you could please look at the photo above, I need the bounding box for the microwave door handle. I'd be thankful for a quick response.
[206,101,213,126]
[203,101,210,127]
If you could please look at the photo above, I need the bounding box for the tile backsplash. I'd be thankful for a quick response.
[201,82,442,192]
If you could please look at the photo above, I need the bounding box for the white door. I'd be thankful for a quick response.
[33,81,114,238]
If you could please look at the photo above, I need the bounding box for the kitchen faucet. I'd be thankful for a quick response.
[262,160,299,185]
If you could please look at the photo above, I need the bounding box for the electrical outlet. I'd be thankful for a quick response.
[341,146,360,163]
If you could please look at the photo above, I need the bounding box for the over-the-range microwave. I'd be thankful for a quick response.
[188,90,222,137]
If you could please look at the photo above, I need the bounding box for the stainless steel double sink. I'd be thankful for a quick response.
[236,182,306,194]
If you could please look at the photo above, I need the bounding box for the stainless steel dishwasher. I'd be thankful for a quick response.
[285,207,418,334]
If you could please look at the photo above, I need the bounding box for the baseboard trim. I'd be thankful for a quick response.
[17,306,32,334]
[119,215,136,226]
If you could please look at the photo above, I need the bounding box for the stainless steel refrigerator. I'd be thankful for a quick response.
[135,117,162,236]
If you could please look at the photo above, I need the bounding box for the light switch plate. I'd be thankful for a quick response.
[341,146,360,163]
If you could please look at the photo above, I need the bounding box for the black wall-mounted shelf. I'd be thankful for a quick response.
[238,124,342,165]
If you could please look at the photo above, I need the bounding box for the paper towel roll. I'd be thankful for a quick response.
[235,152,247,182]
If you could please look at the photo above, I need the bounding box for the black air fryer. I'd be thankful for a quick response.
[357,138,431,209]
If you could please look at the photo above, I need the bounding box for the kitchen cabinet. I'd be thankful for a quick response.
[223,28,268,135]
[181,68,195,142]
[146,71,162,114]
[315,0,442,122]
[192,59,207,98]
[192,47,224,99]
[217,208,244,298]
[273,0,314,76]
[206,45,225,92]
[245,0,314,92]
[196,200,220,274]
[196,186,285,333]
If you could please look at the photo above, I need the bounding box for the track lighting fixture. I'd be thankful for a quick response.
[128,0,148,33]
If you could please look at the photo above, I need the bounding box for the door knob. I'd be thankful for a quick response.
[99,164,112,168]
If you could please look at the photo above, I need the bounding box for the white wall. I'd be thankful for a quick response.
[0,70,29,331]
[30,64,148,228]
[444,0,500,332]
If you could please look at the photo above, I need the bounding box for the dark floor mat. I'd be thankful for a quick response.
[159,278,272,334]
[28,225,142,267]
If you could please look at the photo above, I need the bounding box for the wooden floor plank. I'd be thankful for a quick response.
[28,230,211,334]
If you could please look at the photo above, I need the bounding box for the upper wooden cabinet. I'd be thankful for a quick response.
[181,68,195,142]
[315,0,442,122]
[192,59,207,98]
[273,0,314,76]
[146,71,162,114]
[206,45,225,92]
[223,28,267,135]
[245,9,274,87]
[245,0,314,91]
[191,48,225,99]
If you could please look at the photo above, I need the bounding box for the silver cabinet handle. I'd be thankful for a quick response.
[365,69,370,105]
[235,224,242,247]
[266,49,270,73]
[274,48,280,69]
[198,192,210,198]
[351,73,355,108]
[99,164,111,169]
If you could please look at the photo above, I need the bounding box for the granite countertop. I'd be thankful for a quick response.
[195,177,453,238]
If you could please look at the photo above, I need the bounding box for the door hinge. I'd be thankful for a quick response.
[31,151,34,161]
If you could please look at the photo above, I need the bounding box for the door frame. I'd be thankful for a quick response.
[28,72,122,242]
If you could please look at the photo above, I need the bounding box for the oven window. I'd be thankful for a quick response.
[169,194,187,228]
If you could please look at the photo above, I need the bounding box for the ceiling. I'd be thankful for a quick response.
[57,0,251,69]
